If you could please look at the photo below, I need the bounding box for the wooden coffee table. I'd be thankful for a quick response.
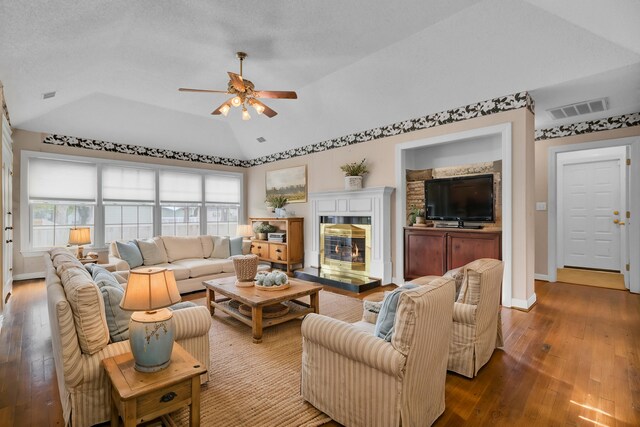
[203,276,322,343]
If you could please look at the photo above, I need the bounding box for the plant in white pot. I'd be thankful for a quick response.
[340,158,369,190]
[266,195,288,218]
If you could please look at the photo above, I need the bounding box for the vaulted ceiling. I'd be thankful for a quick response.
[1,0,639,160]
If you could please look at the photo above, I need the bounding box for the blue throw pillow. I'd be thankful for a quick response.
[229,236,244,256]
[374,284,419,341]
[115,240,143,269]
[89,265,131,342]
[168,301,197,311]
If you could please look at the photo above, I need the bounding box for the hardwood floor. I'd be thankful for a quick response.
[0,279,639,426]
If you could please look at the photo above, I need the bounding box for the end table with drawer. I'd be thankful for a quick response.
[103,342,206,427]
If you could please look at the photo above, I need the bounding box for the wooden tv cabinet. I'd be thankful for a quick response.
[403,227,501,280]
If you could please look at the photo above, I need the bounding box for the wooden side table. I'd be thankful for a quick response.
[103,342,206,427]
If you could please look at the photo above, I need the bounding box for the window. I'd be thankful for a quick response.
[28,158,97,249]
[205,175,241,236]
[103,166,155,242]
[160,171,203,236]
[22,152,244,251]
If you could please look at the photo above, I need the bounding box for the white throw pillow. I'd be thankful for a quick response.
[210,236,230,259]
[136,237,169,266]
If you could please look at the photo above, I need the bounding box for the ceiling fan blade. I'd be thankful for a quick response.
[250,99,278,118]
[227,72,246,92]
[211,98,233,115]
[253,90,298,99]
[179,88,228,94]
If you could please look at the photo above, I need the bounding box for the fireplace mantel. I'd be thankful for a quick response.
[309,187,394,284]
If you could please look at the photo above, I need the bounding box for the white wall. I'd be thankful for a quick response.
[406,134,501,170]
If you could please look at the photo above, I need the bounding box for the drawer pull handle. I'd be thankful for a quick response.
[276,249,282,253]
[160,391,177,403]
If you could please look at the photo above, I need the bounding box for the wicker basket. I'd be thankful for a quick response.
[232,254,259,283]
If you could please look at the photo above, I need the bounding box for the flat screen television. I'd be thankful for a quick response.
[424,174,494,225]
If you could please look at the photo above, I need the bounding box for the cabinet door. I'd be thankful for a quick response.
[250,242,270,259]
[447,232,501,270]
[404,230,447,279]
[269,244,287,262]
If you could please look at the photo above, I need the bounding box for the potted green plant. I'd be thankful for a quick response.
[254,222,277,240]
[408,205,426,226]
[340,158,369,190]
[266,195,288,217]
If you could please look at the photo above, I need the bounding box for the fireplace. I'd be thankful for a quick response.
[295,187,393,292]
[320,219,371,279]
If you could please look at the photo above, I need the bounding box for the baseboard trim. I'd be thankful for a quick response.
[511,293,537,311]
[13,272,45,281]
[534,274,549,282]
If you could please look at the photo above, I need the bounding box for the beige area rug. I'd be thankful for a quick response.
[557,267,626,290]
[173,290,363,427]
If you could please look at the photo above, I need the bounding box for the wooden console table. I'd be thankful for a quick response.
[404,227,501,279]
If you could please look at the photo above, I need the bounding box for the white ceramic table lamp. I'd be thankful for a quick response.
[119,268,182,372]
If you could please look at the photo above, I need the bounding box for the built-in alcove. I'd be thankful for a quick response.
[395,123,525,308]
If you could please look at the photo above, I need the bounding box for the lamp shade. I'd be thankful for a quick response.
[120,268,181,311]
[68,227,91,245]
[236,224,254,237]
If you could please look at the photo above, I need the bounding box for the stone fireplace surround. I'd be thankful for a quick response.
[309,187,394,284]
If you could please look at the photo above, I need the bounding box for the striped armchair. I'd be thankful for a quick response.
[44,251,211,427]
[301,276,455,427]
[447,258,504,378]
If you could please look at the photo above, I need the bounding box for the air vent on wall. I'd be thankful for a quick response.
[42,91,56,100]
[256,137,266,143]
[547,98,608,120]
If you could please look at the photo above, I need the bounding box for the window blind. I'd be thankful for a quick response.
[159,171,202,203]
[103,166,155,203]
[28,157,97,202]
[205,175,241,204]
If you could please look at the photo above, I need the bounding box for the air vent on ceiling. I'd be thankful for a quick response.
[42,91,56,100]
[547,98,608,120]
[256,137,266,143]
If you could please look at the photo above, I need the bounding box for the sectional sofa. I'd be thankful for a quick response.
[44,248,212,426]
[109,235,263,294]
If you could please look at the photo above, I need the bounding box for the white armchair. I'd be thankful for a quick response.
[301,276,455,427]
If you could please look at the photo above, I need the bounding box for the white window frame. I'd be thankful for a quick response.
[20,150,244,255]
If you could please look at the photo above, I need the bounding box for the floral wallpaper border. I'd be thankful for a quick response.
[43,134,247,167]
[248,91,534,166]
[43,91,535,168]
[535,112,640,141]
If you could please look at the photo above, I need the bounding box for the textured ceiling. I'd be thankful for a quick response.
[1,0,639,160]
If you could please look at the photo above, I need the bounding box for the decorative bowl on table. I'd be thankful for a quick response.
[255,271,290,291]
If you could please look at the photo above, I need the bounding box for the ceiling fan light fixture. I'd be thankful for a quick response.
[231,96,242,107]
[242,106,251,121]
[219,104,231,116]
[252,102,265,115]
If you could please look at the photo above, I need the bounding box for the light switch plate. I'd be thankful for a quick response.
[536,202,547,211]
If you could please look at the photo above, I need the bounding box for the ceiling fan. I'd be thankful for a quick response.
[179,52,297,120]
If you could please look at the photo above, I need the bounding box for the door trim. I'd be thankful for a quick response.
[548,137,640,293]
[556,147,626,275]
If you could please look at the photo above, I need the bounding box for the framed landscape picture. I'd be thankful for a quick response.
[266,165,307,203]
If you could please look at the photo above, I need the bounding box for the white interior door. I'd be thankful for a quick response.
[558,147,627,272]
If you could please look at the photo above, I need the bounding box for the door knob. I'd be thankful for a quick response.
[614,219,619,224]
[619,222,626,226]
[613,210,619,215]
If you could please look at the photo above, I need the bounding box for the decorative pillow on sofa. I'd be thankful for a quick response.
[86,265,131,342]
[374,284,419,341]
[115,241,144,269]
[211,236,231,259]
[229,236,243,256]
[136,237,168,266]
[60,266,110,354]
[162,236,204,262]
